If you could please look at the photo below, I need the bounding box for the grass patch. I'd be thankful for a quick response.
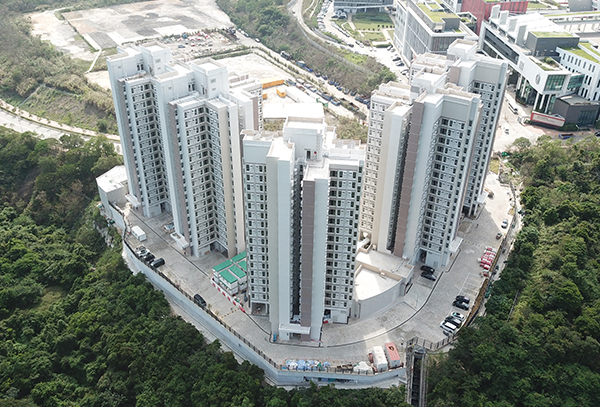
[361,31,385,42]
[21,86,117,133]
[35,286,67,312]
[342,50,368,64]
[351,11,394,30]
[489,157,501,174]
[527,1,552,8]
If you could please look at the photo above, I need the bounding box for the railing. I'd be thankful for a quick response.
[407,335,455,352]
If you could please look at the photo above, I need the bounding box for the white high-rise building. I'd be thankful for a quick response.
[242,112,364,341]
[107,43,262,257]
[360,40,507,268]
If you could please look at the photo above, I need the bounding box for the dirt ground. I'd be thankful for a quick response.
[29,9,96,61]
[62,0,232,50]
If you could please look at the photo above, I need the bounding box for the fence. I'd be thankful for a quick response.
[407,335,454,352]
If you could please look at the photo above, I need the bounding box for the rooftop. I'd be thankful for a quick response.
[96,165,128,193]
[416,0,458,23]
[219,269,238,284]
[530,31,575,38]
[560,47,600,64]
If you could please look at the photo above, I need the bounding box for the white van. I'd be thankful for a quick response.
[440,320,458,334]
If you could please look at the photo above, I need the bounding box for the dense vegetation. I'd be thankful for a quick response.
[216,0,395,96]
[0,126,410,405]
[427,136,600,406]
[0,0,135,133]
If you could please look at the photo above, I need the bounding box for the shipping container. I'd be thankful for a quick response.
[530,112,565,128]
[261,78,284,89]
[372,346,388,372]
[384,342,402,368]
[131,226,146,241]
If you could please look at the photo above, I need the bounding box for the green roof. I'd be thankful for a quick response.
[417,1,457,23]
[229,264,246,279]
[238,260,247,271]
[231,251,246,263]
[213,259,233,272]
[561,46,600,64]
[219,269,238,284]
[530,31,574,38]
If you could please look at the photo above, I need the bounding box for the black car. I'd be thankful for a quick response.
[445,316,462,326]
[453,300,469,310]
[151,258,165,268]
[420,265,435,274]
[143,252,155,262]
[421,271,436,281]
[194,294,207,308]
[455,295,470,304]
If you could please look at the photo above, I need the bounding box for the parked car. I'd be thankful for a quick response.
[501,218,509,228]
[143,252,155,263]
[135,245,148,257]
[445,316,462,326]
[450,312,465,321]
[421,272,436,281]
[420,265,435,274]
[440,320,457,334]
[194,294,207,308]
[151,258,165,268]
[455,295,470,304]
[496,232,503,240]
[453,300,469,310]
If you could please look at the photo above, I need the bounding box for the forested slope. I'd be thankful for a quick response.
[0,127,409,405]
[427,136,600,406]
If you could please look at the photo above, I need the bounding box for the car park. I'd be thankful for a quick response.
[420,265,435,274]
[501,218,509,228]
[455,295,470,304]
[421,271,436,281]
[453,300,469,310]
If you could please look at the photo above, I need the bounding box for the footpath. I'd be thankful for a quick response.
[0,98,119,141]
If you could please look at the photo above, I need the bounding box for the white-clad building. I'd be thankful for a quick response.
[242,108,364,341]
[556,42,600,102]
[107,43,262,257]
[393,0,477,62]
[360,40,508,268]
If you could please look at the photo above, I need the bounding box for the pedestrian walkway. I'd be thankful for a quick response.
[0,98,119,141]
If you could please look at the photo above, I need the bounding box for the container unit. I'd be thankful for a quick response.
[261,78,285,89]
[384,342,402,368]
[229,264,248,291]
[131,226,147,241]
[213,259,233,273]
[372,346,388,372]
[219,269,239,295]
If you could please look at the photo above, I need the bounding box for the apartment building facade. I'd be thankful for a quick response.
[360,40,507,268]
[107,43,262,258]
[242,116,364,341]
